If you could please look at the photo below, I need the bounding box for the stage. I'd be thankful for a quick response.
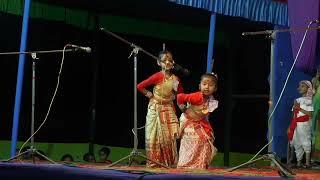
[0,162,319,180]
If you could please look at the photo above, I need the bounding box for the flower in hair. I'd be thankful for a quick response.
[211,72,218,79]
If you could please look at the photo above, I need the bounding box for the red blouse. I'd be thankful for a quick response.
[177,91,204,106]
[137,71,183,93]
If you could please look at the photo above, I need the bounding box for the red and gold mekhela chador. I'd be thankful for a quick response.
[177,91,217,169]
[137,71,183,168]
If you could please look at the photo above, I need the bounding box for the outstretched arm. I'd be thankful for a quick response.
[177,92,203,106]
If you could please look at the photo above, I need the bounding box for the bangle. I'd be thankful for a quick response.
[179,104,186,111]
[146,91,153,98]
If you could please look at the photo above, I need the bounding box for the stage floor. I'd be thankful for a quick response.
[0,161,319,180]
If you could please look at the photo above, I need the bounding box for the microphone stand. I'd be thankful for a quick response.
[227,153,294,177]
[100,28,169,168]
[0,49,75,55]
[228,22,320,177]
[1,47,76,164]
[241,23,320,36]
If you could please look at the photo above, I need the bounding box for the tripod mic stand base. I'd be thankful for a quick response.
[2,147,57,164]
[106,148,170,169]
[226,153,295,178]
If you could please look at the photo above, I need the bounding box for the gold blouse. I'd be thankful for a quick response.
[152,75,178,102]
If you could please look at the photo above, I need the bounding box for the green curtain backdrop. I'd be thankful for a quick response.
[0,0,230,45]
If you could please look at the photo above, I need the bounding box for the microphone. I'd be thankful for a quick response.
[241,30,273,36]
[241,32,249,36]
[70,44,92,53]
[173,63,190,77]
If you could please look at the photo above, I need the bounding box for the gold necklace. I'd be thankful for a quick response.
[201,100,209,114]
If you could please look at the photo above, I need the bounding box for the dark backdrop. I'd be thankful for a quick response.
[0,1,272,154]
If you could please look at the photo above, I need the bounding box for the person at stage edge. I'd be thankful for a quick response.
[137,50,184,168]
[176,73,218,169]
[311,68,320,164]
[287,80,313,168]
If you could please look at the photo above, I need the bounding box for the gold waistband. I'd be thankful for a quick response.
[185,109,203,121]
[150,96,173,105]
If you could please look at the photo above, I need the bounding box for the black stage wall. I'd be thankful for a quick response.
[0,2,272,154]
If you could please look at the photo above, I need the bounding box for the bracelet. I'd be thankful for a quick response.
[145,91,153,98]
[179,104,186,111]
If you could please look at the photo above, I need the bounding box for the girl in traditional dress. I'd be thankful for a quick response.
[311,68,320,163]
[287,80,313,168]
[137,50,183,168]
[176,73,218,169]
